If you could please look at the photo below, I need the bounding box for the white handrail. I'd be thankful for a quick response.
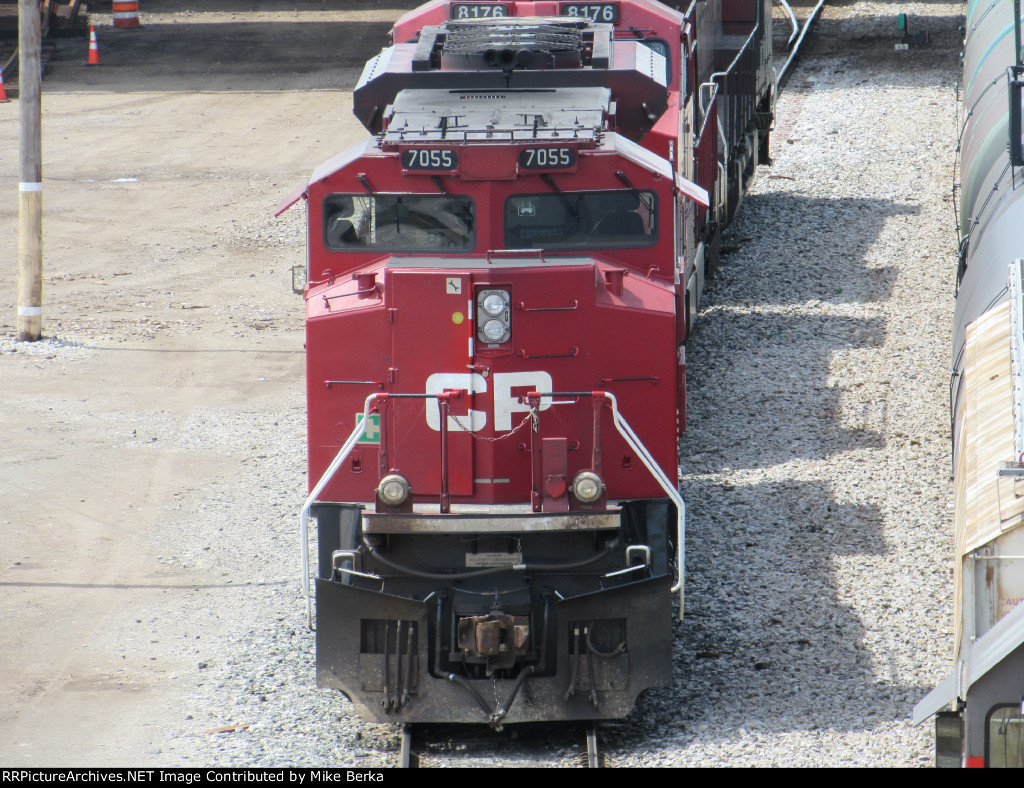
[299,390,687,626]
[299,392,378,629]
[599,392,686,621]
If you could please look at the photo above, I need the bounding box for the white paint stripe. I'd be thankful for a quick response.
[113,13,139,19]
[19,182,42,192]
[18,306,42,317]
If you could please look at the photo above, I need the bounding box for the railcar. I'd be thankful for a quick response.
[282,0,772,734]
[913,0,1024,768]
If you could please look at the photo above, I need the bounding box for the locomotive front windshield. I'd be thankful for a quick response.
[504,189,657,250]
[988,705,1024,767]
[324,194,475,252]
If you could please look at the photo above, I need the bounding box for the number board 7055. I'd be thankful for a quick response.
[518,147,578,171]
[401,148,458,171]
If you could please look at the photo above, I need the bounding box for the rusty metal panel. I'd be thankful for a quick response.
[362,509,621,533]
[954,301,1024,659]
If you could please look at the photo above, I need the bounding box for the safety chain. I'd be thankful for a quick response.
[443,402,538,442]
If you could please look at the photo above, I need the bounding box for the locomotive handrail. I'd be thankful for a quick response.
[300,389,467,626]
[300,392,380,629]
[527,390,687,620]
[602,392,686,621]
[694,81,719,149]
[302,389,688,625]
[695,4,762,153]
[703,26,759,100]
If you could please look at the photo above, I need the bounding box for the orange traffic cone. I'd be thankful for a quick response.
[87,26,100,65]
[0,69,8,103]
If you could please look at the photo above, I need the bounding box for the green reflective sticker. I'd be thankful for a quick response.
[356,412,380,444]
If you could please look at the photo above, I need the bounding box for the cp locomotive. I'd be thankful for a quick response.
[912,0,1024,769]
[281,0,773,738]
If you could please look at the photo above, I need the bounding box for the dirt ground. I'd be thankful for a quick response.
[0,1,421,766]
[0,0,964,768]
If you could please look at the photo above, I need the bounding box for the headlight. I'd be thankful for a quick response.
[570,471,604,504]
[477,289,511,344]
[377,474,411,507]
[482,293,506,316]
[481,319,507,342]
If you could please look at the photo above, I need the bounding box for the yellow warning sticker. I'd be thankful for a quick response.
[452,311,465,325]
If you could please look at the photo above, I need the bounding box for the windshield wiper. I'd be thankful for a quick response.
[541,174,580,223]
[615,170,655,216]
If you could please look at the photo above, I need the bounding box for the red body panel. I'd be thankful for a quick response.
[307,260,678,504]
[295,0,771,514]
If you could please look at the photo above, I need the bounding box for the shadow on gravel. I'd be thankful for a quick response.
[606,478,899,747]
[685,310,887,469]
[43,20,397,93]
[611,190,931,748]
[680,193,921,471]
[712,193,917,308]
[677,476,887,713]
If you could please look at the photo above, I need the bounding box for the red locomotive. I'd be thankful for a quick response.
[280,0,772,741]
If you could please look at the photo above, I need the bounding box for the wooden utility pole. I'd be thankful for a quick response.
[17,0,42,342]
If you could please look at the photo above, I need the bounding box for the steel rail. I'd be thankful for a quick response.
[776,0,800,50]
[776,0,827,92]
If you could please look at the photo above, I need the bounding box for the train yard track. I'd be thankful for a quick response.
[382,4,830,767]
[0,0,965,768]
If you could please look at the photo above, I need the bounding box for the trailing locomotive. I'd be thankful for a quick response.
[912,0,1024,768]
[281,0,772,735]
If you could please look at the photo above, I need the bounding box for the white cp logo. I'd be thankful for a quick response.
[424,371,553,432]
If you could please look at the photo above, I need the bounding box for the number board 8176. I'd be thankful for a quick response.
[560,3,620,22]
[450,3,510,18]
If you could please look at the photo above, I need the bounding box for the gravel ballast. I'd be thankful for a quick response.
[1,1,965,768]
[184,5,962,766]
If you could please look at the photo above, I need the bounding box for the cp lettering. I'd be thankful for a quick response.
[424,371,553,432]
